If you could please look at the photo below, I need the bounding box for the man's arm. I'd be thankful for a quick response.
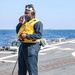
[16,23,22,34]
[26,21,43,40]
[16,16,24,34]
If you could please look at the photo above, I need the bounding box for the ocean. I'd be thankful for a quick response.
[0,30,75,46]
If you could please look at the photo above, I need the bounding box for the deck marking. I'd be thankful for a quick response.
[58,47,74,50]
[72,51,75,57]
[39,53,46,55]
[0,51,15,54]
[0,54,18,60]
[40,46,60,52]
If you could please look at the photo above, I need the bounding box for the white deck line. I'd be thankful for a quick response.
[40,46,60,52]
[39,53,46,55]
[0,54,18,60]
[72,51,75,57]
[0,51,15,54]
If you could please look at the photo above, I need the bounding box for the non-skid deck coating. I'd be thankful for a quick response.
[0,39,75,75]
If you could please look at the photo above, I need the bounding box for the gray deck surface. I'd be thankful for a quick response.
[0,39,75,75]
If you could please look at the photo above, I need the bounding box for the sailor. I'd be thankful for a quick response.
[16,4,43,75]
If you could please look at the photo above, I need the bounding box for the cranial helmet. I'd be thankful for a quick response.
[25,4,35,11]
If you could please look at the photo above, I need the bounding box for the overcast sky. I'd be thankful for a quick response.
[0,0,75,29]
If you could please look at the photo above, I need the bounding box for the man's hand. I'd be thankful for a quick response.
[20,33,27,40]
[19,16,24,23]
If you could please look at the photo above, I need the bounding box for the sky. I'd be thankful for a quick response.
[0,0,75,30]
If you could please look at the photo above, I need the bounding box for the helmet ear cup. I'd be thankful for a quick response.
[31,11,35,16]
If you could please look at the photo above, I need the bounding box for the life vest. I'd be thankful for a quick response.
[18,18,40,43]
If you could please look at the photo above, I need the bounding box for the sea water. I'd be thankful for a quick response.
[0,29,75,46]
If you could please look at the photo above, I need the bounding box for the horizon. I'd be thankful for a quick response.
[0,28,75,30]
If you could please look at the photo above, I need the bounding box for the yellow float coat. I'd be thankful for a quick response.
[18,18,40,43]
